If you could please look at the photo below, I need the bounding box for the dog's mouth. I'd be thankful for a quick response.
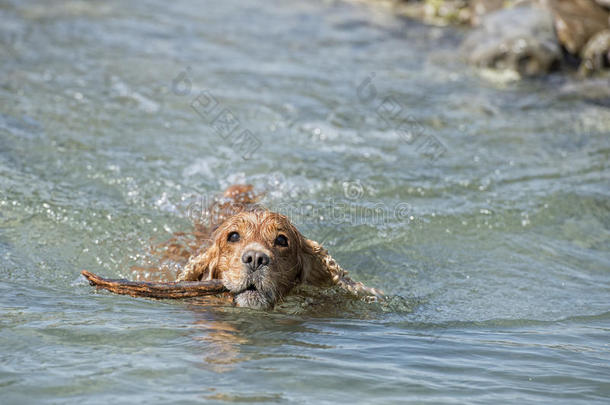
[235,280,259,294]
[233,282,273,310]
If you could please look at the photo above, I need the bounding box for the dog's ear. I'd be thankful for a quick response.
[177,242,221,281]
[299,237,385,299]
[298,238,335,287]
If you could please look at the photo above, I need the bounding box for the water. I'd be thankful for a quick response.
[1,0,609,403]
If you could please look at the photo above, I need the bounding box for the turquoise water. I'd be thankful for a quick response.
[1,0,609,403]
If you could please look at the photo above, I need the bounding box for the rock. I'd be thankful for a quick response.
[468,0,506,26]
[578,29,610,76]
[546,0,609,55]
[595,0,610,10]
[423,0,470,24]
[460,4,561,76]
[395,0,472,26]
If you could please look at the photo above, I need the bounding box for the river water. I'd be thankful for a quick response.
[1,0,609,403]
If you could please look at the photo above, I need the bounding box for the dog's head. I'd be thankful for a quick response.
[183,210,335,309]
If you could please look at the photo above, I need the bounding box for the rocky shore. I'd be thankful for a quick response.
[388,0,610,77]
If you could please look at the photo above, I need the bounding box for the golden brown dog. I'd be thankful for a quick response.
[176,190,384,309]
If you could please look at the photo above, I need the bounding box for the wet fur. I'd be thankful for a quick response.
[176,191,384,309]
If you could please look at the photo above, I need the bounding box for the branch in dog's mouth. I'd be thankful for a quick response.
[81,270,228,299]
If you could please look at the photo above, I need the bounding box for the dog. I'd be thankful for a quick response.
[175,186,384,309]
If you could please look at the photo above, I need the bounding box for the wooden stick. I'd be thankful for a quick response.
[81,270,227,299]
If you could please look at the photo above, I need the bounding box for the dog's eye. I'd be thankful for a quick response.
[227,232,240,243]
[274,234,288,247]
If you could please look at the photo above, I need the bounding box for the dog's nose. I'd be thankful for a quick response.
[241,250,270,271]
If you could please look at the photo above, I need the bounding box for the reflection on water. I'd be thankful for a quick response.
[1,0,609,403]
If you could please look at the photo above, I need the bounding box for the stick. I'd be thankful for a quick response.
[81,270,228,299]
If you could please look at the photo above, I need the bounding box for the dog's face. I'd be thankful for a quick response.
[205,211,307,309]
[176,186,383,308]
[178,208,383,309]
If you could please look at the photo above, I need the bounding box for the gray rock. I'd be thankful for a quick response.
[461,5,561,76]
[468,0,505,26]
